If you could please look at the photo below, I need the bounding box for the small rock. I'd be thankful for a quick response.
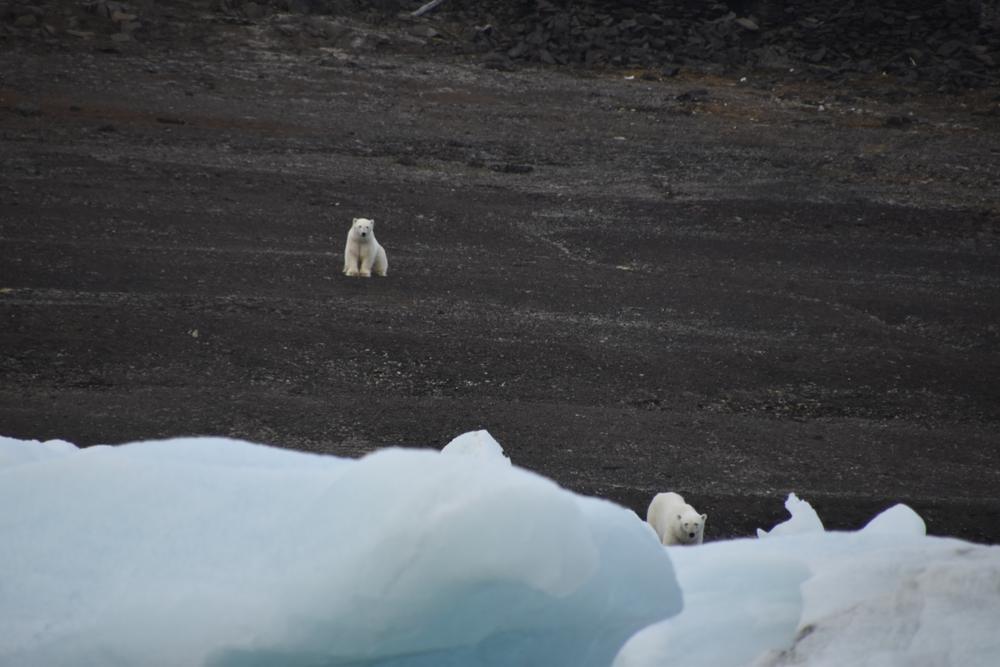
[10,4,44,18]
[675,89,709,102]
[13,103,41,117]
[481,53,514,71]
[491,163,534,174]
[884,115,913,128]
[974,51,995,66]
[242,2,265,19]
[806,46,827,63]
[13,14,37,27]
[735,17,759,31]
[473,24,494,41]
[305,18,330,38]
[936,40,964,57]
[409,25,438,39]
[755,45,791,69]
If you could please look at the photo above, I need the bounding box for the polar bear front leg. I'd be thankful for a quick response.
[344,244,359,276]
[359,250,375,278]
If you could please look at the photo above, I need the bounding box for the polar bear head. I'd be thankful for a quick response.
[351,217,375,239]
[675,509,707,545]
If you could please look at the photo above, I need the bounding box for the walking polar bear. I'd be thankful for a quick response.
[646,492,707,546]
[343,217,388,278]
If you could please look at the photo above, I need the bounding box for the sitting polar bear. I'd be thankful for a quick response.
[646,491,707,546]
[343,217,388,278]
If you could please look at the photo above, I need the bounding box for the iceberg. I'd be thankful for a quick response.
[0,434,78,468]
[0,434,680,667]
[4,433,999,667]
[440,429,511,466]
[615,493,1000,667]
[756,492,824,538]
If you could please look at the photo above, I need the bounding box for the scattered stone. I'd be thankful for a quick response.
[676,89,709,102]
[13,103,41,117]
[806,46,827,63]
[242,2,265,20]
[884,114,913,128]
[409,25,439,39]
[10,4,43,19]
[470,1,997,89]
[481,52,515,71]
[936,40,964,57]
[155,116,186,125]
[490,163,534,174]
[473,24,494,41]
[2,0,991,90]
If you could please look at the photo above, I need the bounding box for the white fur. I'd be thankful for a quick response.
[646,491,707,546]
[343,217,388,278]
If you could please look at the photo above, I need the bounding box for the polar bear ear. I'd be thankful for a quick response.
[701,513,708,521]
[352,217,359,224]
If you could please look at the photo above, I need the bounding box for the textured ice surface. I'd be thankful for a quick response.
[0,435,78,468]
[440,429,511,466]
[0,434,679,667]
[616,494,1000,667]
[756,492,824,538]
